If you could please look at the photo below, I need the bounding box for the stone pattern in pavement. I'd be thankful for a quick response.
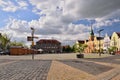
[0,60,51,80]
[47,61,96,80]
[60,60,113,75]
[84,54,120,65]
[0,60,15,64]
[0,54,119,80]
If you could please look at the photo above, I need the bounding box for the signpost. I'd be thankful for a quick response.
[27,36,38,41]
[27,27,38,60]
[27,36,33,41]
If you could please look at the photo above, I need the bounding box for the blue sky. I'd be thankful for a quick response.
[0,0,120,46]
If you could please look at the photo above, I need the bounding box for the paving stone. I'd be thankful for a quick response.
[60,60,113,75]
[0,60,51,80]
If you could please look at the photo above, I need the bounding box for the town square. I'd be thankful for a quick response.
[0,0,120,80]
[0,53,119,80]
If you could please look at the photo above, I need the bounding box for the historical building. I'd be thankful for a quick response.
[84,26,95,53]
[110,32,120,51]
[35,39,62,53]
[103,34,111,50]
[84,26,104,53]
[94,37,104,51]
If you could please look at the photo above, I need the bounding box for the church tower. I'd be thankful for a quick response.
[90,25,94,41]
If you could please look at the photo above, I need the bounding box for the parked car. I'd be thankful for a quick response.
[4,50,10,55]
[0,51,4,55]
[0,50,10,55]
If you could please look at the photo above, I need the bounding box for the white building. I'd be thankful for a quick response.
[103,34,111,50]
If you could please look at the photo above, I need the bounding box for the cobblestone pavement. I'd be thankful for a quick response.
[60,60,113,75]
[0,54,119,80]
[0,60,51,80]
[0,59,15,64]
[84,55,120,80]
[59,54,120,80]
[84,54,120,64]
[47,61,97,80]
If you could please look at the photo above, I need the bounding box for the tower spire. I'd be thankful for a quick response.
[90,24,94,36]
[90,24,94,41]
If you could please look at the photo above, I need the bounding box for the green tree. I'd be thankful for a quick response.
[73,43,78,53]
[62,45,73,53]
[108,46,117,54]
[0,34,11,50]
[10,41,25,47]
[76,43,87,54]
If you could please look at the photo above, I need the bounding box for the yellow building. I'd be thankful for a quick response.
[84,26,104,53]
[110,32,120,51]
[85,36,104,53]
[94,37,104,51]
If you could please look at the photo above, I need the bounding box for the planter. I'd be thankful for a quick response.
[111,52,115,55]
[77,54,84,58]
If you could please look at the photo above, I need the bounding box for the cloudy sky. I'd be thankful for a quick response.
[0,0,120,46]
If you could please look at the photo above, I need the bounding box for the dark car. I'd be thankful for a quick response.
[0,50,10,55]
[0,51,4,55]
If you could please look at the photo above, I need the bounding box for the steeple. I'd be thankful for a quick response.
[90,25,94,36]
[90,25,94,41]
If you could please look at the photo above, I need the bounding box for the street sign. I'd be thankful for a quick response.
[33,36,39,39]
[27,36,33,41]
[27,36,38,41]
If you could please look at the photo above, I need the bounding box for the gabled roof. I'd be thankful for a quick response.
[37,39,61,44]
[116,32,120,37]
[78,40,85,44]
[96,37,104,40]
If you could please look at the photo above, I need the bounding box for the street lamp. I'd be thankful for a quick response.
[31,27,35,60]
[0,33,1,37]
[97,29,104,56]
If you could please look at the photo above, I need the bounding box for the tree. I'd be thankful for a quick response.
[0,34,11,50]
[77,44,87,54]
[10,41,25,47]
[73,43,78,53]
[62,45,73,53]
[108,46,117,55]
[76,43,87,58]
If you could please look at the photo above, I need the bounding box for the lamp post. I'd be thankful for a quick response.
[31,27,35,60]
[0,33,1,37]
[97,29,104,56]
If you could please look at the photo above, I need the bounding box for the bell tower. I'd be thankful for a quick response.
[90,25,94,41]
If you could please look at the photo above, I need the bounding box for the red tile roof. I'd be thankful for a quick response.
[96,37,104,40]
[116,32,120,37]
[78,40,85,44]
[37,39,61,44]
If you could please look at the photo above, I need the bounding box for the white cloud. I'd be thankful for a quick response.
[1,17,90,46]
[1,0,120,46]
[30,0,120,20]
[0,0,28,12]
[93,19,120,28]
[29,0,120,30]
[18,1,28,10]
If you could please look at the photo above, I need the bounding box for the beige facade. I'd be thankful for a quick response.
[94,37,104,50]
[110,32,120,51]
[84,36,104,53]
